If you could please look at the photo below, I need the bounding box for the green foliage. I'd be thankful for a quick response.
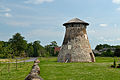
[33,41,41,57]
[50,41,58,47]
[26,41,49,57]
[101,49,114,57]
[0,33,53,58]
[114,48,120,57]
[114,59,116,68]
[45,41,58,56]
[9,33,27,56]
[0,41,13,58]
[94,53,101,57]
[26,43,34,57]
[111,58,117,68]
[95,44,111,50]
[94,44,120,57]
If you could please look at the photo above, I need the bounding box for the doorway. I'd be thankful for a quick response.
[90,53,94,62]
[65,54,71,63]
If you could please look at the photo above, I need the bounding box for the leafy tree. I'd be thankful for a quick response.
[32,40,49,57]
[9,33,27,56]
[45,41,58,56]
[114,48,120,57]
[95,44,111,51]
[0,41,3,53]
[33,41,41,57]
[50,41,58,47]
[0,41,13,58]
[26,43,34,57]
[101,49,114,57]
[95,44,103,50]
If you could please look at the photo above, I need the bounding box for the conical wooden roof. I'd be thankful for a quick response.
[63,18,89,26]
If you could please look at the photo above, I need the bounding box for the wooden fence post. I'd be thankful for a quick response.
[16,59,17,70]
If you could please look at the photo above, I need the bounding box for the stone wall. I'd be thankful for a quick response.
[25,59,43,80]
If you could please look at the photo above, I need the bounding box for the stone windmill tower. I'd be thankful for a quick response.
[58,18,95,62]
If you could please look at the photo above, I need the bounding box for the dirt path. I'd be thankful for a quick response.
[0,57,38,63]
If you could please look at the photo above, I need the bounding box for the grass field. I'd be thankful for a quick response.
[0,61,33,80]
[39,57,120,80]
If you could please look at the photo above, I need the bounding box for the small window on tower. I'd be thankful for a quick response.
[68,45,72,50]
[84,34,88,39]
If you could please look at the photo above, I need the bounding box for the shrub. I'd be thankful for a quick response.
[111,59,116,68]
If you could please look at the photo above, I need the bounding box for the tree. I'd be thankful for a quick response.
[9,33,27,56]
[26,43,34,57]
[33,41,41,57]
[50,41,58,47]
[101,49,114,57]
[114,48,120,57]
[45,41,58,56]
[95,44,111,51]
[0,41,3,53]
[0,41,13,58]
[95,44,103,51]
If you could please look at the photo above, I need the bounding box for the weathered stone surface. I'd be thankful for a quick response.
[25,73,43,80]
[25,59,43,80]
[34,59,40,63]
[58,18,95,62]
[32,65,40,74]
[34,63,38,66]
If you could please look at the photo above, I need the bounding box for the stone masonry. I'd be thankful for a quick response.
[58,18,95,62]
[25,59,43,80]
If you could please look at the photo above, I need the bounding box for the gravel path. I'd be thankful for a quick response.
[0,57,37,63]
[17,57,37,63]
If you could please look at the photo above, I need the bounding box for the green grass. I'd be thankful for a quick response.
[0,62,33,80]
[39,57,120,80]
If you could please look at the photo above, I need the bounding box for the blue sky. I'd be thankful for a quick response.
[0,0,120,49]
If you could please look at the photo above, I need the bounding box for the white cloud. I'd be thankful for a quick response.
[99,37,104,40]
[0,13,12,17]
[112,0,120,12]
[6,21,31,27]
[116,7,120,11]
[114,24,117,27]
[4,13,12,17]
[0,6,11,12]
[116,38,120,41]
[99,24,108,27]
[0,6,12,17]
[27,29,63,38]
[112,0,120,4]
[103,38,120,42]
[24,0,54,4]
[103,39,115,42]
[87,30,96,34]
[25,29,64,45]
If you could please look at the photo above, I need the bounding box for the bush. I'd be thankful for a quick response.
[117,64,120,68]
[94,53,101,57]
[101,49,114,57]
[0,54,4,58]
[111,59,116,68]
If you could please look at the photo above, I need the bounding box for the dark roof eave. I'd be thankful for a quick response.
[63,22,89,26]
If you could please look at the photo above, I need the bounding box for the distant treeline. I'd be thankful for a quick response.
[94,44,120,57]
[0,33,59,58]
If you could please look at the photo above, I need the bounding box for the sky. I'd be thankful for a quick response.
[0,0,120,49]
